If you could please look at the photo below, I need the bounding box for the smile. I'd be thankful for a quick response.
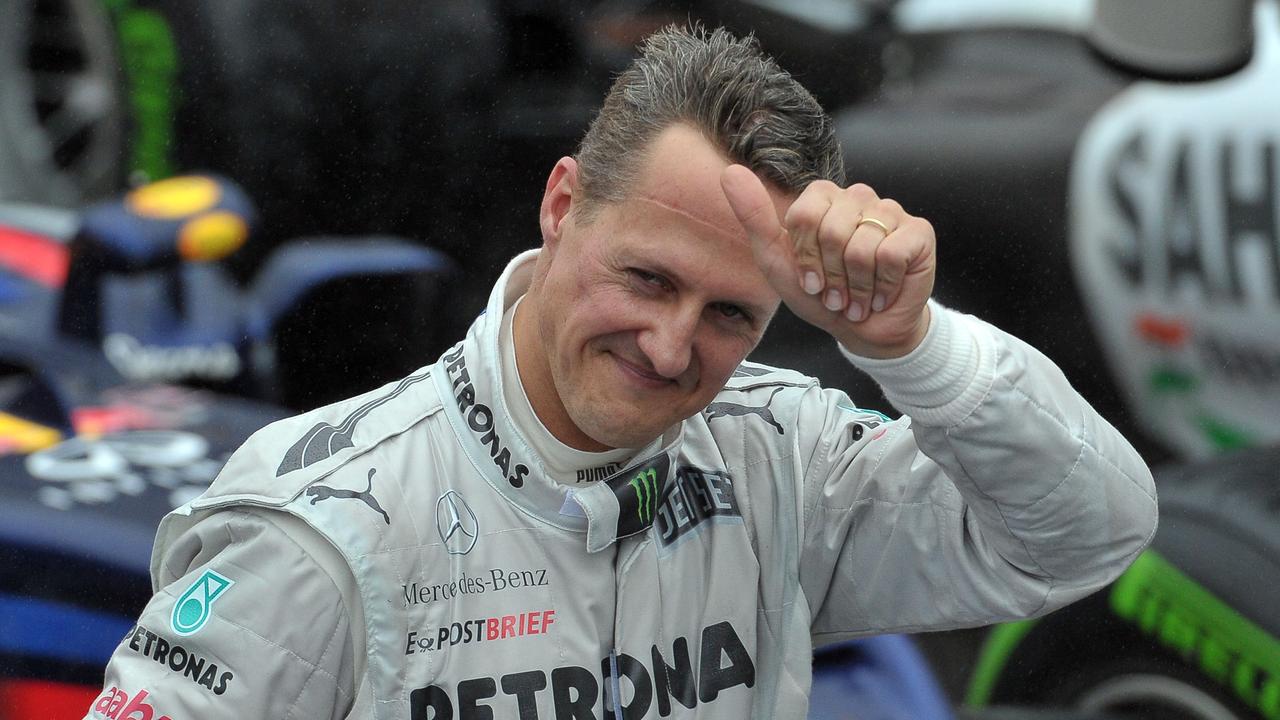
[609,353,673,390]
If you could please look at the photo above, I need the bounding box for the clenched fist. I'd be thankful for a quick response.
[720,165,936,359]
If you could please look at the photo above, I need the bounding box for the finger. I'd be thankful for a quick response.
[843,216,890,321]
[783,181,840,298]
[859,198,903,314]
[840,194,897,319]
[872,216,933,313]
[720,165,793,290]
[814,199,862,313]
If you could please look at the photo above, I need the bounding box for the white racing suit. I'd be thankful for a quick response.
[86,251,1158,720]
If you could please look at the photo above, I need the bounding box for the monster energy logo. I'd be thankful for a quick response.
[630,468,658,522]
[171,570,234,637]
[607,453,670,538]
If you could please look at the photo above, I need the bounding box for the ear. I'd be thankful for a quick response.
[539,157,579,252]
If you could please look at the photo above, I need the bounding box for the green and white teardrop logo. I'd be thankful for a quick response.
[171,570,234,636]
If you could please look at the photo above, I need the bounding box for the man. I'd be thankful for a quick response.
[86,26,1156,720]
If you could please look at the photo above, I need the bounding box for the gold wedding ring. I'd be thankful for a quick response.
[855,216,891,235]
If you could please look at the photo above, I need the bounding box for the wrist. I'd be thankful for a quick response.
[839,301,996,426]
[835,306,932,359]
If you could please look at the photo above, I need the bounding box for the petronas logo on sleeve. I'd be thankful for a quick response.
[630,468,658,522]
[171,570,234,636]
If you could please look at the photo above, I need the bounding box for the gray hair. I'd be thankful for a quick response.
[574,24,845,217]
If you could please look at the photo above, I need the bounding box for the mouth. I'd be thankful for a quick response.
[609,352,674,390]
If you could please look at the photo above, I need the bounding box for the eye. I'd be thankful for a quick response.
[629,268,672,291]
[713,302,752,324]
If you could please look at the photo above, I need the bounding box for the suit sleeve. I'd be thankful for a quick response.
[795,303,1158,644]
[83,509,355,720]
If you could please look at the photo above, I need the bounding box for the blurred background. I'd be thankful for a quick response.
[2,0,1279,718]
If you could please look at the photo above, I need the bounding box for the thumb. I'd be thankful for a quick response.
[720,165,794,290]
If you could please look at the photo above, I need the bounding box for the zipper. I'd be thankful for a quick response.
[607,649,625,720]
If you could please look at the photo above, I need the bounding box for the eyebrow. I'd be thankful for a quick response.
[637,255,773,321]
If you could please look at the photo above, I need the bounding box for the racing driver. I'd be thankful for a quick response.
[85,25,1157,720]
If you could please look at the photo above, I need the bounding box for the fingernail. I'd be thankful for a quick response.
[803,272,822,295]
[824,289,842,311]
[846,302,865,322]
[872,293,886,312]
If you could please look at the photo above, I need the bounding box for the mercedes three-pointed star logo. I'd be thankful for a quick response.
[435,490,479,555]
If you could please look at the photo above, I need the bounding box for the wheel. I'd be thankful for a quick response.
[2,0,503,277]
[966,445,1280,720]
[145,0,503,277]
[968,585,1269,720]
[1069,659,1246,719]
[0,0,127,205]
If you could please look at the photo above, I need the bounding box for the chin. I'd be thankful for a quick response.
[574,407,666,450]
[589,424,663,451]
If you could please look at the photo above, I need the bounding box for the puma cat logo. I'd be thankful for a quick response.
[305,468,391,524]
[704,387,785,434]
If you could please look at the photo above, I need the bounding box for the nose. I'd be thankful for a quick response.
[635,303,700,380]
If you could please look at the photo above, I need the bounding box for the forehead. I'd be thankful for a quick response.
[627,124,787,241]
[597,124,786,317]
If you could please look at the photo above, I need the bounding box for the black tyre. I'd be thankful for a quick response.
[1059,655,1252,720]
[0,0,128,205]
[3,0,504,277]
[967,445,1280,720]
[145,0,503,277]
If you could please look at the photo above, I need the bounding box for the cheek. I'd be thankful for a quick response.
[542,267,595,340]
[693,334,757,388]
[544,291,634,378]
[571,289,648,341]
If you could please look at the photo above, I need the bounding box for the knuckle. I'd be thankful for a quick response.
[899,217,935,246]
[913,216,936,238]
[793,242,821,263]
[784,202,824,230]
[879,198,904,216]
[843,242,875,268]
[846,183,878,201]
[806,179,841,196]
[833,202,864,228]
[875,242,908,267]
[875,265,903,285]
[817,223,848,251]
[845,270,875,293]
[847,272,873,293]
[844,278,875,294]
